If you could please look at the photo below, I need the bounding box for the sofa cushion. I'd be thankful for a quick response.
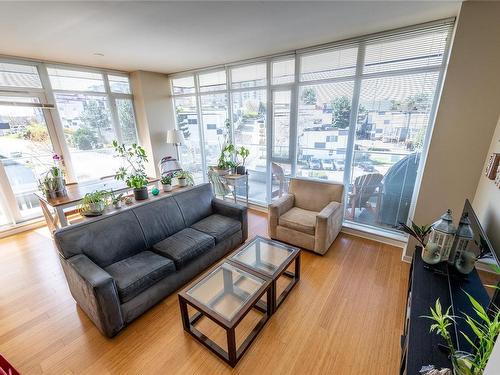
[152,228,215,269]
[190,214,241,243]
[55,210,147,267]
[279,207,318,236]
[173,183,214,226]
[105,251,175,303]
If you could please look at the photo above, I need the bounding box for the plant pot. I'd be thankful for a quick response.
[455,251,476,274]
[88,201,105,213]
[47,190,57,200]
[178,178,187,187]
[162,184,172,192]
[113,201,122,209]
[54,177,67,197]
[422,242,441,265]
[133,187,149,200]
[236,166,246,175]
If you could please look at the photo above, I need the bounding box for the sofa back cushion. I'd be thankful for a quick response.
[54,210,147,267]
[289,178,344,212]
[133,196,185,247]
[173,183,214,226]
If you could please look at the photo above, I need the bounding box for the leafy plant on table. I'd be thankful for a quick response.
[112,140,149,189]
[79,190,108,214]
[174,170,194,186]
[423,289,500,375]
[160,175,172,185]
[398,221,432,247]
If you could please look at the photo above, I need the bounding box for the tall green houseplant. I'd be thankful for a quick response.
[113,140,150,200]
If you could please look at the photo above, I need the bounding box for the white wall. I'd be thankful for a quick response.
[130,70,176,177]
[406,1,500,257]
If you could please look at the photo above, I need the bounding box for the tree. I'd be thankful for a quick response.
[72,127,98,150]
[80,100,110,144]
[301,87,317,105]
[331,96,351,129]
[116,100,137,144]
[22,122,49,143]
[391,93,430,143]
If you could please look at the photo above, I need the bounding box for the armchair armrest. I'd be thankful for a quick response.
[314,201,343,255]
[60,254,123,337]
[212,198,248,241]
[267,193,294,239]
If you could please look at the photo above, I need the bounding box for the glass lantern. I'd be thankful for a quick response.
[428,209,456,262]
[449,212,474,265]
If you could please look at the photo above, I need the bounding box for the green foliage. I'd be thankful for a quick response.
[398,221,432,247]
[391,93,430,112]
[112,140,149,189]
[72,127,98,150]
[175,170,194,185]
[116,100,137,144]
[424,291,500,374]
[218,144,237,170]
[80,100,110,143]
[160,175,172,185]
[331,96,351,129]
[22,122,49,143]
[79,190,108,213]
[110,190,124,204]
[422,299,456,356]
[301,87,317,105]
[236,146,250,166]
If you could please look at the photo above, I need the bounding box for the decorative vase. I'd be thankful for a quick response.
[236,166,246,175]
[455,251,477,275]
[54,177,67,197]
[422,242,441,264]
[151,187,160,196]
[162,184,172,192]
[451,351,474,375]
[178,178,187,187]
[133,187,149,200]
[47,190,57,200]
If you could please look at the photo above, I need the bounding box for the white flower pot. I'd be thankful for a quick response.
[163,184,172,192]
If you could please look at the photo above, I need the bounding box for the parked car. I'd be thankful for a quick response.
[333,160,345,171]
[322,159,335,170]
[309,158,323,170]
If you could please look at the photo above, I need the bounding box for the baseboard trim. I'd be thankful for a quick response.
[0,218,46,239]
[341,224,407,249]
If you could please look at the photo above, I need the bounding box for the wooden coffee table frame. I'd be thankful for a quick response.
[178,263,272,368]
[228,236,301,314]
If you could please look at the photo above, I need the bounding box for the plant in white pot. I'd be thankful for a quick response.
[113,140,150,201]
[79,190,108,216]
[175,170,194,187]
[110,190,124,209]
[161,175,173,192]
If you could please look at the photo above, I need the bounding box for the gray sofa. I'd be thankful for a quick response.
[54,183,247,337]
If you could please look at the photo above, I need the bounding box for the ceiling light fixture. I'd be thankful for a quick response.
[93,52,104,57]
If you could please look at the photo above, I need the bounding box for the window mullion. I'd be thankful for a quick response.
[103,74,123,144]
[343,42,366,196]
[194,73,207,183]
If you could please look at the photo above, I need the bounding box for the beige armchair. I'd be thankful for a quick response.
[268,178,344,255]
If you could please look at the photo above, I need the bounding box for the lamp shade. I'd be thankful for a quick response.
[166,129,185,145]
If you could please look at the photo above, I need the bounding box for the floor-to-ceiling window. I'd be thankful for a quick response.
[0,59,139,231]
[169,19,454,234]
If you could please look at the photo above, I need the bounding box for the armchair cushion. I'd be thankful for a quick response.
[279,207,318,236]
[104,251,175,303]
[191,214,241,243]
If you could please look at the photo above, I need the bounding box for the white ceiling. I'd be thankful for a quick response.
[0,1,461,74]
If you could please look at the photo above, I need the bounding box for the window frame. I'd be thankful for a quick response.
[169,18,455,233]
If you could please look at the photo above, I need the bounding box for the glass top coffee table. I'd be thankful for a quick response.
[229,236,301,314]
[178,261,272,367]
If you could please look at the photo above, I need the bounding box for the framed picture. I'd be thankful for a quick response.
[485,153,500,180]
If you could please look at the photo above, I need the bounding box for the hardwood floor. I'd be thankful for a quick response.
[0,210,409,374]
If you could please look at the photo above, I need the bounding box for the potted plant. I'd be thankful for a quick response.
[236,146,250,175]
[399,221,440,264]
[175,170,194,187]
[161,175,173,192]
[423,291,500,375]
[113,140,150,201]
[50,154,67,197]
[110,190,124,209]
[79,190,108,216]
[216,144,237,175]
[38,175,57,199]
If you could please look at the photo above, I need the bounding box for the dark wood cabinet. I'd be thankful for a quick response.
[400,248,489,375]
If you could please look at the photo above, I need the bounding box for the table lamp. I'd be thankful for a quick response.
[166,129,185,160]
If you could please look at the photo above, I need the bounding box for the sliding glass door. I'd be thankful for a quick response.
[0,94,54,224]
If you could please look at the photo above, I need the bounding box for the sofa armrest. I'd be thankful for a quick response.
[314,201,343,255]
[60,254,124,337]
[267,193,294,239]
[212,198,248,242]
